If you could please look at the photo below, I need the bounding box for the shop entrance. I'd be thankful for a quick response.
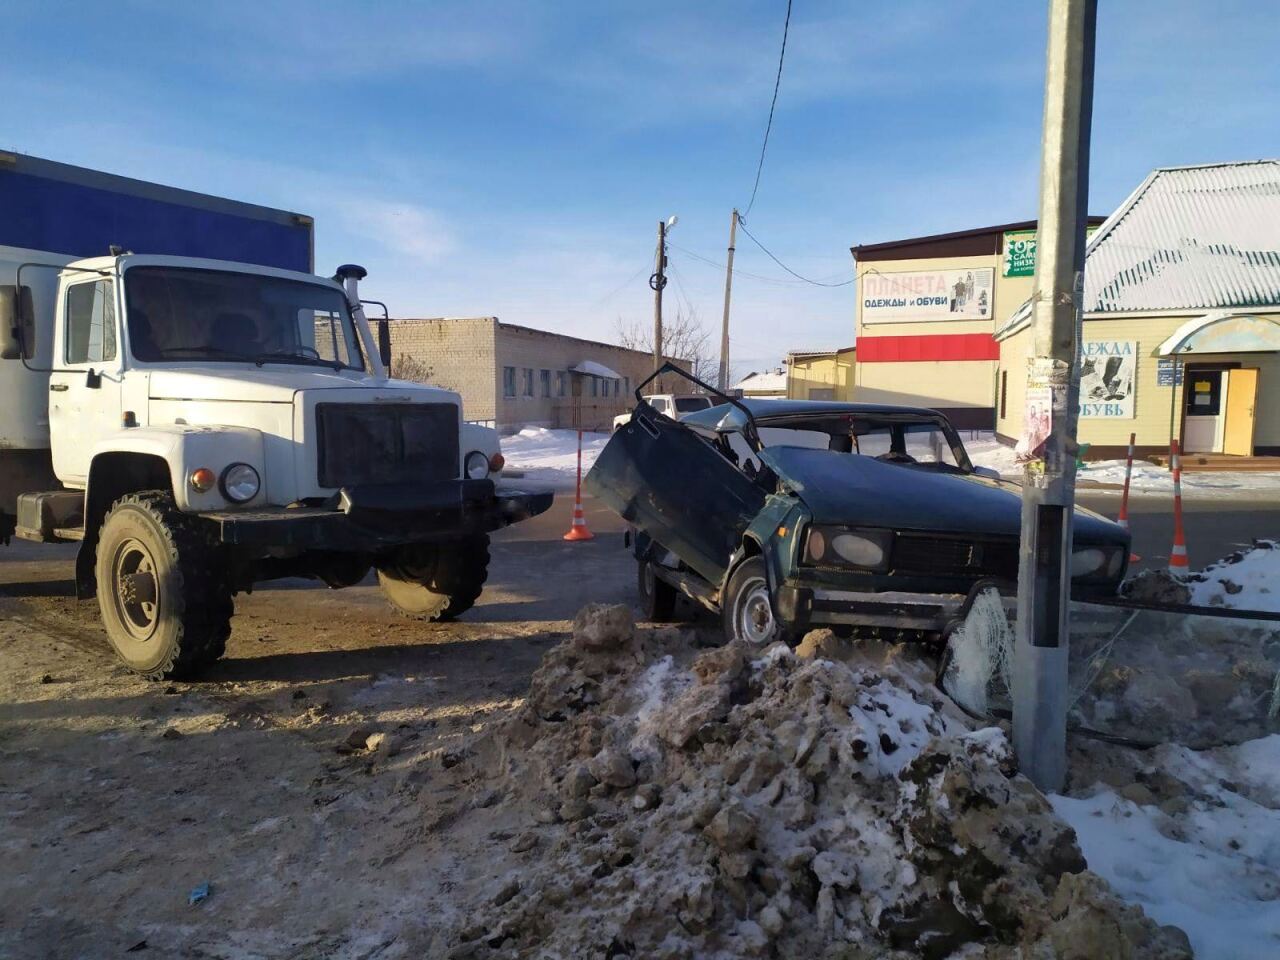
[1184,366,1258,455]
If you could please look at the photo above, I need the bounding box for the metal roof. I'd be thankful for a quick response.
[996,160,1280,338]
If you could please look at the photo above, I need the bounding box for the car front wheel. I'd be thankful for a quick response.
[722,556,784,648]
[637,558,678,622]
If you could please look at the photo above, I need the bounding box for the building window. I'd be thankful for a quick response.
[999,370,1008,420]
[612,378,620,397]
[590,377,598,398]
[66,280,116,364]
[503,366,517,398]
[540,368,551,398]
[623,376,630,398]
[523,368,534,397]
[556,371,567,397]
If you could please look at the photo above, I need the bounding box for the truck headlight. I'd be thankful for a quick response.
[220,463,260,503]
[465,450,491,480]
[803,526,893,573]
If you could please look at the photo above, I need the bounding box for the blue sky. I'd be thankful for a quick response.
[6,0,1279,375]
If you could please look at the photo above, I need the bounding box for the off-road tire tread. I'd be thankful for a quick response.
[96,491,232,680]
[381,535,490,623]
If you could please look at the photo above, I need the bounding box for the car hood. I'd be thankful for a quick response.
[148,368,458,405]
[758,446,1124,543]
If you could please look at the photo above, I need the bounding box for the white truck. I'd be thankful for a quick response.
[0,153,551,678]
[611,393,719,432]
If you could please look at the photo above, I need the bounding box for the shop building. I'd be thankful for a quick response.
[995,160,1280,460]
[850,218,1103,428]
[385,317,674,432]
[785,347,857,401]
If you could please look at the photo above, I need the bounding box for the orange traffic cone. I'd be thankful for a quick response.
[1118,432,1140,563]
[1168,439,1189,577]
[563,429,594,542]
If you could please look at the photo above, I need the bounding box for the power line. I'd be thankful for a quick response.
[667,241,810,286]
[743,0,792,219]
[736,218,856,287]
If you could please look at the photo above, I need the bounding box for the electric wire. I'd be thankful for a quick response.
[736,218,856,287]
[667,241,809,286]
[743,0,792,220]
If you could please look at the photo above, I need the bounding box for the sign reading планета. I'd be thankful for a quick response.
[861,268,994,324]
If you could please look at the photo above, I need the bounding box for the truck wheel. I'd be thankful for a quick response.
[95,492,233,680]
[377,535,490,622]
[722,557,785,648]
[637,559,678,622]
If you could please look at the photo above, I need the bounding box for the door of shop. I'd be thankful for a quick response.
[1184,366,1258,455]
[1223,368,1258,456]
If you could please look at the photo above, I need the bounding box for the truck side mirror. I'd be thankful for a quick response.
[0,285,35,360]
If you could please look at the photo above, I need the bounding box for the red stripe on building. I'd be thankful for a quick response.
[857,333,1000,362]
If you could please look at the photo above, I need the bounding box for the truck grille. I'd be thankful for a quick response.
[891,533,1018,580]
[316,403,458,488]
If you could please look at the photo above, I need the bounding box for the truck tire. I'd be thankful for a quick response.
[721,556,787,649]
[95,492,233,679]
[637,559,678,622]
[377,535,490,622]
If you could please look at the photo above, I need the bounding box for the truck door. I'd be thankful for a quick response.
[49,278,124,485]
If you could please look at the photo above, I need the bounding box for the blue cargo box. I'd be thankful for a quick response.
[0,152,313,273]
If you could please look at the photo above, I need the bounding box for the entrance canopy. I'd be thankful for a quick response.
[570,359,623,379]
[1156,312,1280,356]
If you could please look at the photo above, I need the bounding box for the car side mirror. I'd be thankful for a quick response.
[973,465,1001,480]
[0,285,35,360]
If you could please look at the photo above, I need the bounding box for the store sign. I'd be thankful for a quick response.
[1079,340,1136,418]
[1002,230,1037,277]
[861,268,994,324]
[1156,358,1184,387]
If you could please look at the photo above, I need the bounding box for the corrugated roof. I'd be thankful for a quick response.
[733,369,788,392]
[996,160,1280,338]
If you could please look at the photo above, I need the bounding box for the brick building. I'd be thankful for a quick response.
[384,317,674,432]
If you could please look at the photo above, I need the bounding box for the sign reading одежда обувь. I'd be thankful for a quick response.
[1079,340,1137,419]
[861,268,994,324]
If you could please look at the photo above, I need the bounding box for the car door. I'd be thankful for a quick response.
[585,403,766,586]
[49,278,124,485]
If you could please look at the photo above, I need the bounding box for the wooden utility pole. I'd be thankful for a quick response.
[1012,0,1097,793]
[718,209,739,392]
[651,219,667,376]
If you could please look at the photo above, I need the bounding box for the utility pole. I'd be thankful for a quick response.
[651,219,667,375]
[718,209,739,392]
[1012,0,1097,793]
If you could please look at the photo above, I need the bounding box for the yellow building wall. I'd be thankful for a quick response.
[787,350,855,401]
[996,313,1280,456]
[854,254,1034,414]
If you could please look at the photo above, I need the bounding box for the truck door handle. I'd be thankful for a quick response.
[50,383,68,392]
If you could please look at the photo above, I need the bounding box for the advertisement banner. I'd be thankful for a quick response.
[1079,340,1137,418]
[861,268,993,324]
[1002,230,1037,277]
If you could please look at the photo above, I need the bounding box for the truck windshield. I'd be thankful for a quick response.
[123,266,364,370]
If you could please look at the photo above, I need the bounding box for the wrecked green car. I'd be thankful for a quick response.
[585,367,1130,646]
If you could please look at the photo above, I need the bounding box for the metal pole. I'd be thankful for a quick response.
[1012,0,1097,793]
[653,220,666,375]
[718,209,739,392]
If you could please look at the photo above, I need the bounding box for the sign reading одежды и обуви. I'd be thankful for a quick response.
[861,268,994,323]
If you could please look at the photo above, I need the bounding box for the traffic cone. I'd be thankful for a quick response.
[563,429,594,542]
[1116,432,1134,531]
[1168,439,1189,577]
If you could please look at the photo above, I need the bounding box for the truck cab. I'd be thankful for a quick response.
[2,249,550,678]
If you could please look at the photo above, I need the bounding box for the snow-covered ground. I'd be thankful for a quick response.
[1054,736,1280,960]
[1188,540,1280,612]
[964,431,1280,497]
[501,427,608,489]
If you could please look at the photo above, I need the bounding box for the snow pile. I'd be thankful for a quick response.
[1057,736,1280,960]
[440,609,1191,958]
[1187,539,1280,612]
[500,427,609,489]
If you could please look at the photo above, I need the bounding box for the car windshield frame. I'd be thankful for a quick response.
[121,265,365,371]
[703,411,976,473]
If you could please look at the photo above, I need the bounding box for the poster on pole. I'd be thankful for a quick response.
[861,268,994,323]
[1078,340,1136,418]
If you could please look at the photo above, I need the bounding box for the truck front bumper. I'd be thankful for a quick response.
[205,479,554,552]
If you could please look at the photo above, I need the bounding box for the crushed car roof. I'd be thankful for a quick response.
[680,397,945,429]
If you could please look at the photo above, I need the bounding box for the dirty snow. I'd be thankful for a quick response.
[500,426,609,489]
[1054,736,1280,960]
[1187,539,1280,612]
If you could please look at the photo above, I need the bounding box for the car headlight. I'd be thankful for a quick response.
[465,450,491,480]
[1071,545,1126,580]
[220,463,260,503]
[803,525,893,572]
